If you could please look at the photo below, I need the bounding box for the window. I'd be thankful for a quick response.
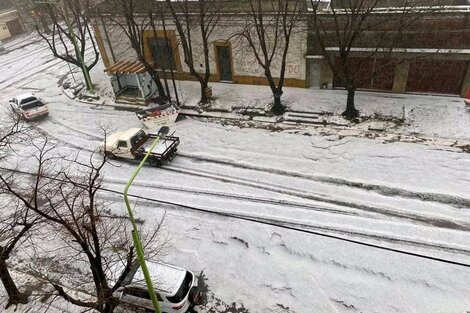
[2,26,7,31]
[130,130,146,148]
[149,37,176,70]
[117,141,127,148]
[20,97,38,105]
[20,98,44,110]
[124,287,163,301]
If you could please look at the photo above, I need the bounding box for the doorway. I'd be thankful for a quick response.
[216,45,233,82]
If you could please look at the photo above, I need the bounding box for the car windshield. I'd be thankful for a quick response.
[130,130,146,148]
[166,271,192,304]
[21,99,43,110]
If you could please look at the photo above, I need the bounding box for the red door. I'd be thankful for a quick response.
[333,57,396,91]
[406,60,467,95]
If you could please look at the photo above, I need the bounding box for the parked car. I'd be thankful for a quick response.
[9,93,49,120]
[99,127,179,167]
[115,261,201,313]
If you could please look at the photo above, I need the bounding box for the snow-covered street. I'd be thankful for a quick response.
[1,33,470,313]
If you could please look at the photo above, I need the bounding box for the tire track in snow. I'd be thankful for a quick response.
[4,159,469,259]
[46,115,105,141]
[177,153,470,208]
[32,120,470,233]
[160,163,470,232]
[99,192,470,257]
[103,178,363,218]
[0,45,97,90]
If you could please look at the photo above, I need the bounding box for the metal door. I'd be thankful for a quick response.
[308,60,320,88]
[217,46,233,82]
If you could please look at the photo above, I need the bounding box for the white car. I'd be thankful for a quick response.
[9,93,49,121]
[115,261,201,313]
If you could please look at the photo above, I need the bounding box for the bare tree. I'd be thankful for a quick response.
[239,0,303,115]
[309,0,432,119]
[106,0,169,101]
[36,0,99,92]
[0,201,39,308]
[164,0,223,104]
[0,136,167,313]
[0,114,35,308]
[0,114,24,158]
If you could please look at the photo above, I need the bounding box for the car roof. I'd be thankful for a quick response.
[104,128,143,145]
[15,93,36,102]
[132,261,187,296]
[120,128,144,141]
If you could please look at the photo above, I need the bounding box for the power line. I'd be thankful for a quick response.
[1,166,470,268]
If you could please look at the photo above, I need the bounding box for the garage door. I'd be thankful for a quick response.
[406,60,467,95]
[333,57,396,91]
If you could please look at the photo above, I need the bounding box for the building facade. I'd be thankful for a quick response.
[306,4,470,97]
[93,3,308,103]
[0,9,24,40]
[94,1,470,102]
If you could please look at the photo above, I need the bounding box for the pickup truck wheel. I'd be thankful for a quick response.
[105,152,116,160]
[149,157,161,167]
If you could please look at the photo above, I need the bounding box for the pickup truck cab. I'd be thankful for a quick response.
[99,128,179,166]
[10,93,49,120]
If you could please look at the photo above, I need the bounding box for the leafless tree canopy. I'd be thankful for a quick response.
[35,0,100,91]
[165,0,223,104]
[105,0,169,101]
[239,0,303,115]
[0,115,33,309]
[309,0,439,119]
[0,132,167,313]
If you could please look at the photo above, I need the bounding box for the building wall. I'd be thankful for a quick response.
[307,10,470,96]
[0,10,24,39]
[95,15,308,90]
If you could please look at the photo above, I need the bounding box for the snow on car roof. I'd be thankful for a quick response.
[120,128,144,141]
[131,262,187,296]
[16,93,36,102]
[104,128,143,145]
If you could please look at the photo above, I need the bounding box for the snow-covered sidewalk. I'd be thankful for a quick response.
[173,80,470,140]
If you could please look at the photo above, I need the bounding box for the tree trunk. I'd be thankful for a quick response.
[271,89,285,116]
[0,258,28,308]
[342,86,359,119]
[151,72,168,103]
[199,80,208,104]
[40,16,51,35]
[81,66,94,92]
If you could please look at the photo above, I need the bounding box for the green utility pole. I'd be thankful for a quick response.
[123,127,169,313]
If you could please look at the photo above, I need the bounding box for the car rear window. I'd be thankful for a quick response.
[166,271,193,304]
[21,100,44,110]
[130,130,147,148]
[124,286,163,301]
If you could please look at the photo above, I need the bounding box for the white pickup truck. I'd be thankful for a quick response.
[99,128,179,167]
[10,93,49,121]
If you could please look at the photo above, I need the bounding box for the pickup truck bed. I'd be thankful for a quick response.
[135,135,180,166]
